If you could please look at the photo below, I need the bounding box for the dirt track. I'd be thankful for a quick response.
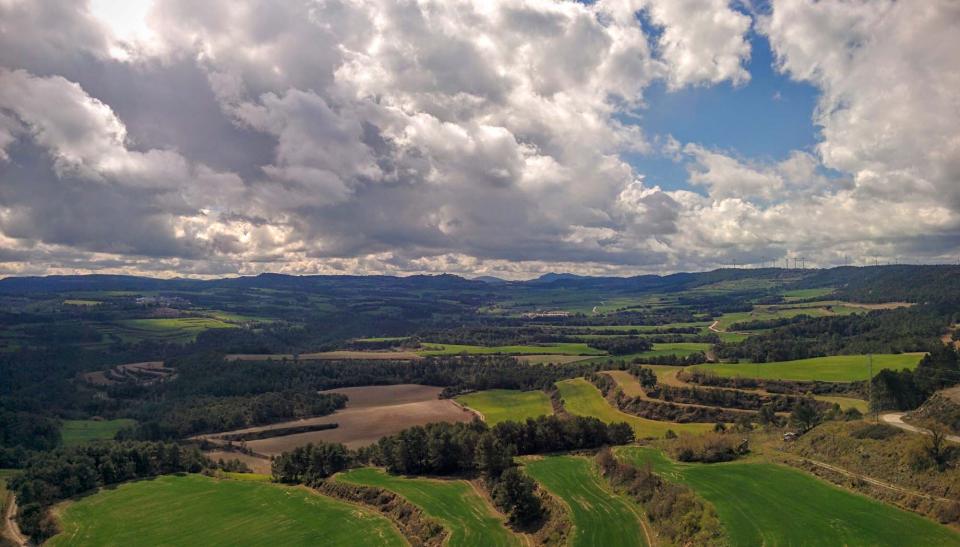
[881,412,960,444]
[3,493,27,546]
[780,453,956,504]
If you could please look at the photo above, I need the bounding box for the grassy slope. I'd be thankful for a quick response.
[337,468,519,547]
[61,419,136,447]
[692,353,923,382]
[456,389,553,425]
[522,456,646,547]
[556,379,712,438]
[617,447,960,547]
[49,474,404,547]
[419,342,605,356]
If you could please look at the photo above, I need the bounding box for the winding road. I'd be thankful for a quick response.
[880,412,960,443]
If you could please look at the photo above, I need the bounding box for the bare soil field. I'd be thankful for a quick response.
[319,384,444,407]
[242,400,474,452]
[224,351,422,361]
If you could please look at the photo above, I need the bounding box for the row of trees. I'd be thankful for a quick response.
[649,384,830,413]
[677,369,865,397]
[586,337,652,355]
[595,448,724,545]
[363,416,634,476]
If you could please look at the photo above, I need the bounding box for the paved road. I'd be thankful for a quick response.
[881,412,960,443]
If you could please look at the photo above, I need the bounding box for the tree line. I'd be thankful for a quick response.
[8,441,208,542]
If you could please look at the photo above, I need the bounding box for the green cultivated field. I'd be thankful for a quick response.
[49,474,404,547]
[419,342,605,356]
[100,317,237,343]
[456,389,552,425]
[337,468,519,547]
[522,456,646,547]
[617,447,960,547]
[61,419,136,447]
[692,353,923,382]
[557,379,712,438]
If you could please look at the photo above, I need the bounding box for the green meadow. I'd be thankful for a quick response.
[61,419,136,447]
[456,389,553,425]
[49,474,404,546]
[337,468,519,547]
[691,353,923,382]
[522,456,646,547]
[616,447,960,547]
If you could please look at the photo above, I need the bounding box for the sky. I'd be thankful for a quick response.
[0,0,958,279]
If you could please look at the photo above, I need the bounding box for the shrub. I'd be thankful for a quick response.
[672,432,744,463]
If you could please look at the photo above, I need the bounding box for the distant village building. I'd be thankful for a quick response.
[135,296,191,308]
[520,310,572,319]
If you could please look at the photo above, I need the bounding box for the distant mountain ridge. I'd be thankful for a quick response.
[2,265,959,305]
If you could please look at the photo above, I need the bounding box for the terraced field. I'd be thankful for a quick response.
[49,474,405,546]
[522,456,647,547]
[691,353,923,382]
[61,419,136,447]
[556,379,712,438]
[617,447,960,547]
[456,389,553,425]
[336,468,519,547]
